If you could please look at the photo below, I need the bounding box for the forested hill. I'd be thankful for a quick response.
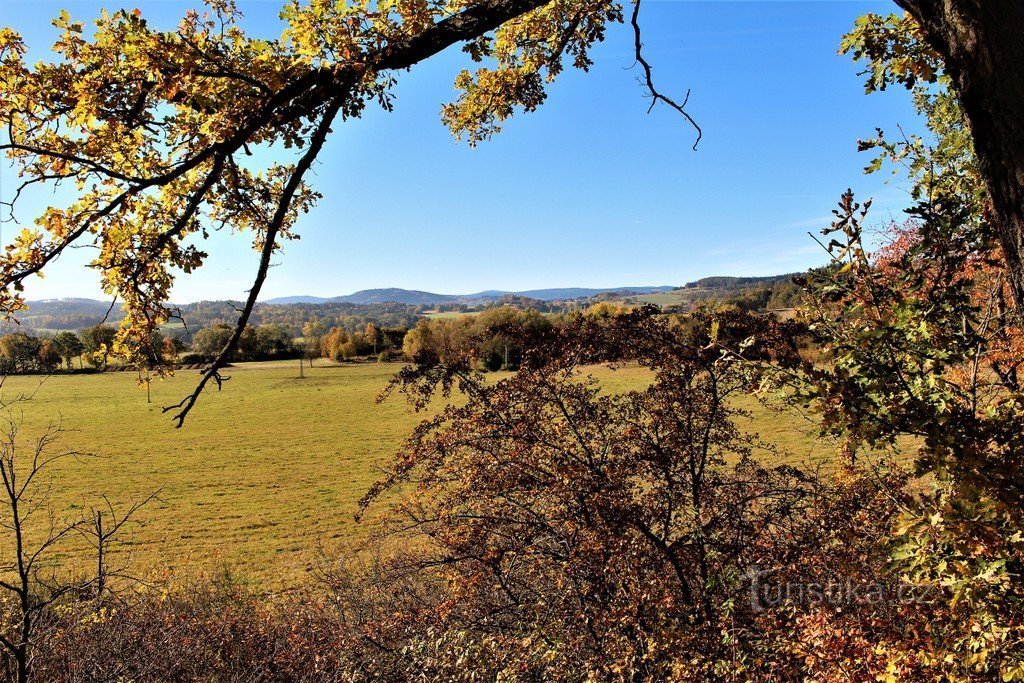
[682,273,802,291]
[264,285,678,306]
[4,300,427,337]
[7,275,803,337]
[670,273,805,310]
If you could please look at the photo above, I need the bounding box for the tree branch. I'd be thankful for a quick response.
[630,0,702,149]
[163,95,346,427]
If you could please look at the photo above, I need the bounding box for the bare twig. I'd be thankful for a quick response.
[630,0,702,149]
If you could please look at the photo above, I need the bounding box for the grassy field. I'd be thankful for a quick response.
[0,361,834,586]
[422,309,479,319]
[629,291,690,307]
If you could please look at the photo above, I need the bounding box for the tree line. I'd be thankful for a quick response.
[5,302,778,374]
[0,325,183,374]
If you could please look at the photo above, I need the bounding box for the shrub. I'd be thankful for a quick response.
[177,352,213,366]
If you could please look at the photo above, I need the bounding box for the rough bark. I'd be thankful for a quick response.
[897,0,1024,309]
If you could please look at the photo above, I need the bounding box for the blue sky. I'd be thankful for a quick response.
[0,0,921,302]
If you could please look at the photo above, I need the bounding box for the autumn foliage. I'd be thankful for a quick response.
[7,308,1010,682]
[3,3,1024,681]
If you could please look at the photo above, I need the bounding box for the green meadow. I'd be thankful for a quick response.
[0,361,834,586]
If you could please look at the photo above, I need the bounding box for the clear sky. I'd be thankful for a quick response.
[0,0,922,302]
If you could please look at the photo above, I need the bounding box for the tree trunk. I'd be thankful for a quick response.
[898,0,1024,309]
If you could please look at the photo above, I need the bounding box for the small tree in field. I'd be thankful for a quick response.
[301,320,325,368]
[50,332,82,371]
[35,342,59,373]
[363,323,379,356]
[0,335,40,375]
[79,325,117,370]
[161,335,185,363]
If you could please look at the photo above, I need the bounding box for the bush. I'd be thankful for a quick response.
[30,578,355,682]
[177,352,213,366]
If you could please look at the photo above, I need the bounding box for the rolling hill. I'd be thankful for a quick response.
[264,285,677,306]
[6,277,800,335]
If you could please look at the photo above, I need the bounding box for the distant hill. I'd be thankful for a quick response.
[5,278,800,336]
[330,288,466,306]
[265,286,677,306]
[3,298,428,339]
[3,298,124,333]
[482,286,676,301]
[262,295,331,305]
[681,274,800,290]
[20,298,118,316]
